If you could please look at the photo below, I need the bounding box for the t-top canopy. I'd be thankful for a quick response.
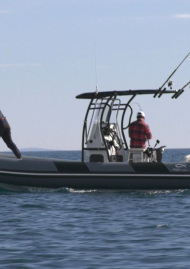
[76,89,176,99]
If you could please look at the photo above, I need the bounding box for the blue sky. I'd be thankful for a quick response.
[0,0,190,151]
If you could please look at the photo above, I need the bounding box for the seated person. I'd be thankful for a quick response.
[129,111,152,148]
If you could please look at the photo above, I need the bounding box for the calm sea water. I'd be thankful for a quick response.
[1,149,190,269]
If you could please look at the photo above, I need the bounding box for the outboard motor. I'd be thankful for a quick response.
[183,155,190,162]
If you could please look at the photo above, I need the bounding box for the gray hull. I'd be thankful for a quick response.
[0,154,190,190]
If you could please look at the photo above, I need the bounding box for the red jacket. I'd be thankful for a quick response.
[129,119,152,148]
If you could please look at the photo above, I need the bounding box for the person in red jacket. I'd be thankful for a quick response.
[129,111,152,148]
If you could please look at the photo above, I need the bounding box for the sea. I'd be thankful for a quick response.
[1,148,190,269]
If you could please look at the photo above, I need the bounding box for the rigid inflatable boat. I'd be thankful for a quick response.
[0,53,190,191]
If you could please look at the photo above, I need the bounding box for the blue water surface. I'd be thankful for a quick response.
[0,149,190,269]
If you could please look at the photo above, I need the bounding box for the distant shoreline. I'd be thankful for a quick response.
[0,149,81,152]
[0,148,190,153]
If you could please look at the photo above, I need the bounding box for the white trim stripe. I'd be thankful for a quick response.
[0,171,190,178]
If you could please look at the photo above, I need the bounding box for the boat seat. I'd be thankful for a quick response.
[127,148,146,162]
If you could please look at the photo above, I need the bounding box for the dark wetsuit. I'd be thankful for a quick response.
[0,110,21,159]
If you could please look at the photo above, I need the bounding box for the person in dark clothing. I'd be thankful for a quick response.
[0,110,22,159]
[129,111,152,148]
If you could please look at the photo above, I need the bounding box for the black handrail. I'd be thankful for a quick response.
[100,96,115,162]
[81,99,93,162]
[121,95,136,150]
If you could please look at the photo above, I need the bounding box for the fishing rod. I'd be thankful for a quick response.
[132,102,142,110]
[154,51,190,98]
[171,80,190,99]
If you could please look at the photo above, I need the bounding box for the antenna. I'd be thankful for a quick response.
[94,44,98,94]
